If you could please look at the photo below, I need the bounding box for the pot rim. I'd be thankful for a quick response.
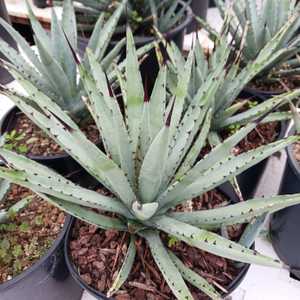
[243,86,283,98]
[286,126,300,180]
[0,106,72,161]
[239,90,288,140]
[64,184,251,300]
[0,214,71,291]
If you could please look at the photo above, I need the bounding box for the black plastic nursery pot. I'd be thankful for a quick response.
[33,0,48,9]
[0,106,84,175]
[270,127,300,281]
[185,0,209,33]
[209,0,216,8]
[64,183,251,300]
[0,215,83,300]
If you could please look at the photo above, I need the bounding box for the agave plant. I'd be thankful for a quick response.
[51,0,114,35]
[1,29,300,299]
[198,0,300,80]
[0,0,152,122]
[166,30,298,136]
[165,31,300,246]
[53,0,190,35]
[124,0,191,33]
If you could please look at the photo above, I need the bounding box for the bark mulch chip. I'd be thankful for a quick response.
[230,122,280,155]
[199,122,280,159]
[0,184,65,283]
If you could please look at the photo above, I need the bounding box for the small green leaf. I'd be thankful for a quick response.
[19,222,30,232]
[35,216,44,226]
[0,238,10,251]
[12,245,23,258]
[168,235,180,248]
[18,145,28,154]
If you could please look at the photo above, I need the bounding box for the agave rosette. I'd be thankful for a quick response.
[0,0,153,122]
[197,0,300,80]
[166,28,300,136]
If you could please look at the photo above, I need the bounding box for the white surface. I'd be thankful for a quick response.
[4,0,62,23]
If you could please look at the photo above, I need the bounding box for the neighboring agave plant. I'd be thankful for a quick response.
[164,32,300,248]
[122,0,191,33]
[0,0,132,122]
[198,0,300,80]
[166,32,298,136]
[52,0,115,34]
[54,0,190,34]
[1,29,300,299]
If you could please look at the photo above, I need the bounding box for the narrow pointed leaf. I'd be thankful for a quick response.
[107,236,136,297]
[34,36,74,103]
[149,66,167,139]
[26,0,51,49]
[0,179,10,202]
[152,216,282,267]
[168,251,221,300]
[40,194,127,231]
[139,125,170,203]
[0,150,130,217]
[238,214,266,248]
[125,27,144,153]
[0,18,48,77]
[62,0,77,49]
[176,109,212,178]
[142,230,194,300]
[159,136,299,209]
[51,9,77,91]
[170,194,300,229]
[94,0,127,61]
[0,43,54,97]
